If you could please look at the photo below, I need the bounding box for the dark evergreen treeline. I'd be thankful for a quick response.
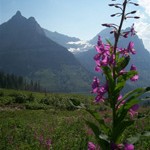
[0,72,42,92]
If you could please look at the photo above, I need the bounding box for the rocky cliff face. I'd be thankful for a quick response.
[0,11,91,92]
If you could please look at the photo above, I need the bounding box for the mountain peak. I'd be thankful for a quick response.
[28,17,36,22]
[10,10,25,22]
[16,11,22,16]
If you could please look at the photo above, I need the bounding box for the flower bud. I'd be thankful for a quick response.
[109,4,115,6]
[130,11,136,14]
[134,16,140,19]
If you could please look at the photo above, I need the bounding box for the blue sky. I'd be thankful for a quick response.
[0,0,150,51]
[0,0,137,39]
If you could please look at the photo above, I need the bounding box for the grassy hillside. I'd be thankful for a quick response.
[0,89,149,149]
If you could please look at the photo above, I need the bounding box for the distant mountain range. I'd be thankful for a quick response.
[0,11,149,92]
[43,28,93,53]
[0,11,91,92]
[75,28,150,91]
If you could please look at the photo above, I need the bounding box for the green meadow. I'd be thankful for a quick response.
[0,89,149,149]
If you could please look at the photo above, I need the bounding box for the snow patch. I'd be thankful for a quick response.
[67,40,94,53]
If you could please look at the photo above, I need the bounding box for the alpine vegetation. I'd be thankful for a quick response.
[86,0,150,149]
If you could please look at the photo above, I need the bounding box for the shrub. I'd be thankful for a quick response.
[13,93,27,103]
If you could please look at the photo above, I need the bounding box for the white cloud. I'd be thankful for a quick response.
[138,0,150,16]
[135,22,150,51]
[67,40,93,53]
[136,10,147,20]
[134,0,150,52]
[68,48,81,53]
[67,40,92,46]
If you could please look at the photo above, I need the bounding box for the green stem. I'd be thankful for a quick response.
[112,0,127,143]
[114,0,127,55]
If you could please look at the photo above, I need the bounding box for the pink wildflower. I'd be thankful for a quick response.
[101,55,109,66]
[130,64,139,81]
[95,65,102,72]
[124,143,134,150]
[39,135,44,145]
[95,94,105,103]
[45,138,51,150]
[129,104,139,118]
[130,74,139,81]
[127,42,136,54]
[91,77,100,93]
[88,142,96,150]
[117,95,123,101]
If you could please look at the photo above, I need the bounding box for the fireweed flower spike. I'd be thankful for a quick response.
[84,0,150,150]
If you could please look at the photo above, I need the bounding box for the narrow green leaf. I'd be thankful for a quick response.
[69,99,86,109]
[97,138,110,150]
[102,66,115,94]
[142,131,150,137]
[114,80,125,96]
[124,99,140,110]
[118,70,137,83]
[127,133,140,144]
[85,120,110,150]
[113,71,138,102]
[114,70,138,97]
[116,87,150,113]
[106,39,113,46]
[122,87,150,110]
[116,99,139,123]
[102,66,113,82]
[116,55,130,73]
[122,88,145,100]
[86,120,101,138]
[113,120,134,142]
[86,109,109,134]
